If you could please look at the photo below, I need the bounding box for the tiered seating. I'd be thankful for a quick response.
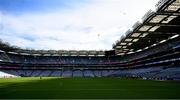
[39,70,51,77]
[26,70,33,76]
[84,70,94,77]
[62,71,72,77]
[73,70,83,77]
[113,66,180,80]
[0,52,11,62]
[31,70,42,77]
[0,66,180,80]
[102,70,109,77]
[51,71,62,77]
[93,70,101,77]
[0,36,179,79]
[152,67,180,79]
[1,52,121,65]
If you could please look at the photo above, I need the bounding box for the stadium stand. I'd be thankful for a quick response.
[0,0,180,80]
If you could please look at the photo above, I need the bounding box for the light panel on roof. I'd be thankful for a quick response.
[120,43,127,45]
[127,52,134,54]
[122,46,127,48]
[62,54,68,56]
[131,33,141,37]
[44,54,51,56]
[123,49,129,51]
[8,52,18,54]
[117,53,125,55]
[166,6,180,11]
[128,43,132,46]
[140,33,149,37]
[144,47,149,49]
[0,50,5,52]
[159,39,167,43]
[116,46,122,48]
[80,52,87,54]
[152,43,157,46]
[125,38,133,42]
[52,54,60,56]
[165,0,180,11]
[88,55,94,56]
[122,51,127,53]
[79,55,86,56]
[161,16,178,23]
[132,39,139,42]
[175,0,180,3]
[170,34,179,39]
[20,53,30,55]
[139,25,152,31]
[97,55,104,57]
[71,55,78,56]
[70,51,77,54]
[149,26,160,32]
[33,54,41,56]
[130,49,134,51]
[149,15,167,23]
[137,49,142,52]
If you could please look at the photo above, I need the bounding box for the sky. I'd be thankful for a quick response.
[0,0,159,50]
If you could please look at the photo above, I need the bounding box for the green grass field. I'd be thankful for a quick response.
[0,77,180,99]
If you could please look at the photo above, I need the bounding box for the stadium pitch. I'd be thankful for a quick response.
[0,77,180,99]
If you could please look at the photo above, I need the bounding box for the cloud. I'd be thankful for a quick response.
[0,0,159,50]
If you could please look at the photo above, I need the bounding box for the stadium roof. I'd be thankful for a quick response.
[7,50,105,56]
[114,0,180,55]
[0,41,105,56]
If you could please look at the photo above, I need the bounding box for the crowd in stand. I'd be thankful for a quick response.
[0,67,180,80]
[0,37,180,80]
[0,36,179,66]
[1,53,120,65]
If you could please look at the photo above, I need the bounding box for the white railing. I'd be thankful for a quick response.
[141,10,155,22]
[125,29,132,36]
[132,21,141,30]
[155,0,172,10]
